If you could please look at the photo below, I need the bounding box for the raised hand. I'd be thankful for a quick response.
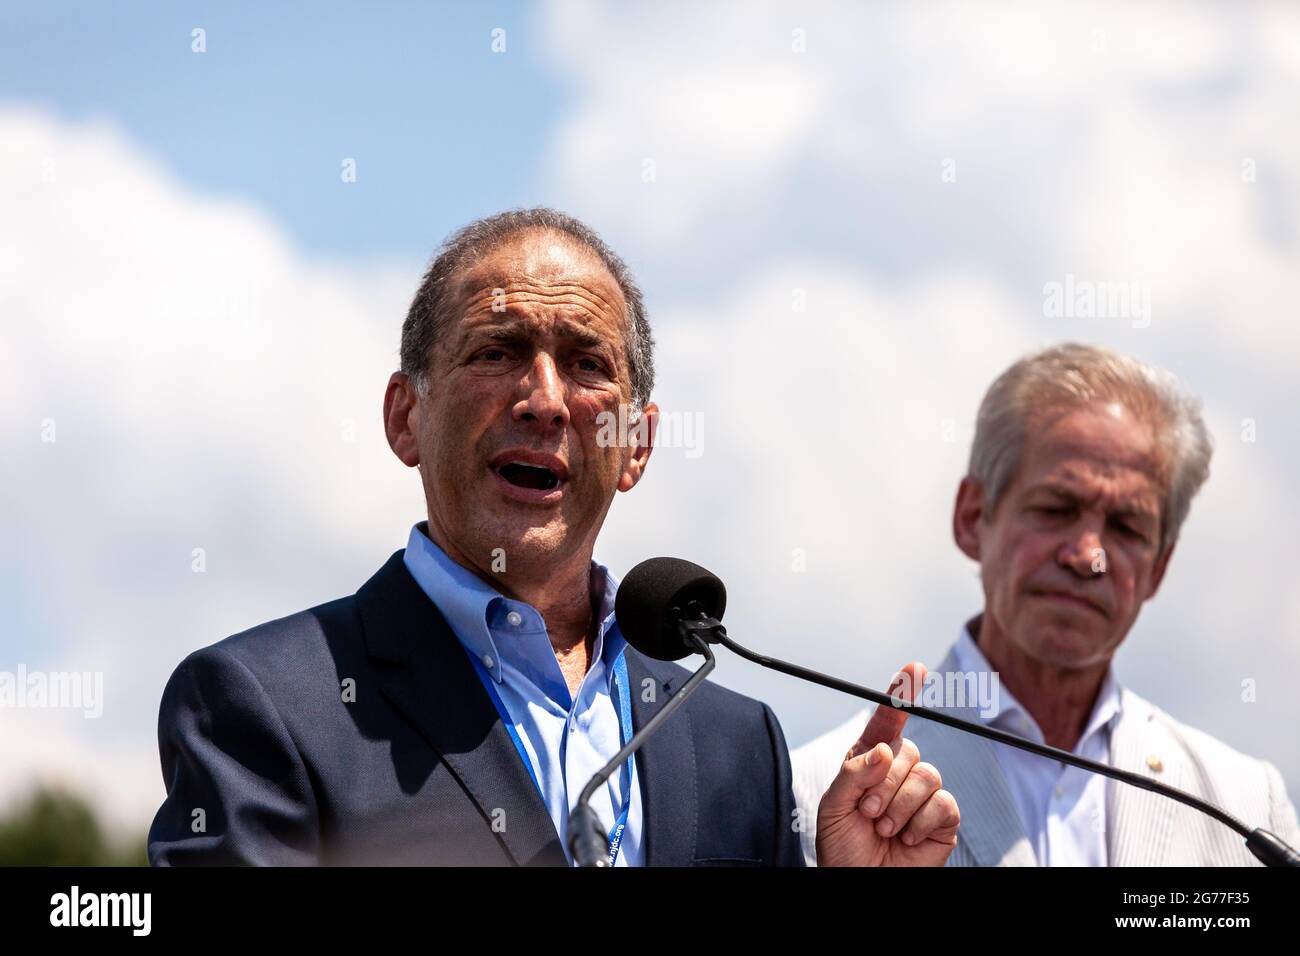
[815,662,961,867]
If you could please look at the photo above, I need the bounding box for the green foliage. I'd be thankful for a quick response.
[0,786,146,866]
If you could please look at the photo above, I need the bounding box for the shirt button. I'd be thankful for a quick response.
[506,611,523,627]
[1054,784,1064,799]
[482,654,494,670]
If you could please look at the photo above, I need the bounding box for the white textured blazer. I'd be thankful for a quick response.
[791,644,1300,866]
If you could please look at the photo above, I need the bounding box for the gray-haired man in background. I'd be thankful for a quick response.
[793,343,1299,866]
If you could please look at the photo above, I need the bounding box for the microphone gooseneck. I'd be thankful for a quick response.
[568,621,720,867]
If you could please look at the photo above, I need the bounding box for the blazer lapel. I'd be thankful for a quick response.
[920,648,1036,867]
[1107,689,1177,866]
[625,649,699,866]
[358,550,567,867]
[918,707,1037,866]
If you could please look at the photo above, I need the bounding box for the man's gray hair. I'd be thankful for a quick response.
[400,207,655,411]
[968,342,1213,553]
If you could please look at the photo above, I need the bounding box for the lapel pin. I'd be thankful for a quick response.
[1146,754,1164,773]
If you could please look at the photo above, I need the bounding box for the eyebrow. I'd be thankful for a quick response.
[1029,484,1157,520]
[1027,485,1079,501]
[463,319,609,350]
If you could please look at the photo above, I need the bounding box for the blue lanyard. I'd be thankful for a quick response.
[606,651,634,865]
[469,646,636,866]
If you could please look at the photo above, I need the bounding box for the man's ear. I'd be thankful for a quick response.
[1146,539,1177,600]
[383,372,421,468]
[617,402,658,493]
[953,476,986,562]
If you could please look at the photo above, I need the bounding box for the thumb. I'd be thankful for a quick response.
[847,661,928,758]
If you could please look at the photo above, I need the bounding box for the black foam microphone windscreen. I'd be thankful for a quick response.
[614,557,727,661]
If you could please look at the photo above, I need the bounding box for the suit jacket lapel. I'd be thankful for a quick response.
[921,648,1036,867]
[1107,689,1177,866]
[918,707,1037,866]
[625,649,699,866]
[358,550,568,867]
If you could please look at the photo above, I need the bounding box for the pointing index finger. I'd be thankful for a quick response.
[848,661,928,759]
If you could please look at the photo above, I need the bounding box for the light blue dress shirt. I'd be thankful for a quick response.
[402,522,644,866]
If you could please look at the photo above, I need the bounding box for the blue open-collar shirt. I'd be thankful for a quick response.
[402,521,644,866]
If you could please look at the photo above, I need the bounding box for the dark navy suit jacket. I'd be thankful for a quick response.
[148,550,806,866]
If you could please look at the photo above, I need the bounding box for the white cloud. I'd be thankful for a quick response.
[0,104,423,829]
[540,0,830,242]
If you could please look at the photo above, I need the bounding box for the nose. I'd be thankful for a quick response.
[512,351,570,432]
[1058,519,1105,578]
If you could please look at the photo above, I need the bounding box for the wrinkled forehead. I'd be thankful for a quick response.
[450,229,627,322]
[1020,402,1170,501]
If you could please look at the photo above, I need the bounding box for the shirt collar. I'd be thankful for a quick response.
[401,521,625,683]
[951,615,1122,747]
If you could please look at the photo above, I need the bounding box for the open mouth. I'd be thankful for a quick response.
[495,462,561,491]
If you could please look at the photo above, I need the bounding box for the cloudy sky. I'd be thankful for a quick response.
[2,0,1298,833]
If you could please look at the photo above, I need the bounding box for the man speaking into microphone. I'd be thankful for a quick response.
[147,208,960,866]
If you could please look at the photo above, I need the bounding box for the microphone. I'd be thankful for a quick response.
[617,556,1300,869]
[566,559,726,867]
